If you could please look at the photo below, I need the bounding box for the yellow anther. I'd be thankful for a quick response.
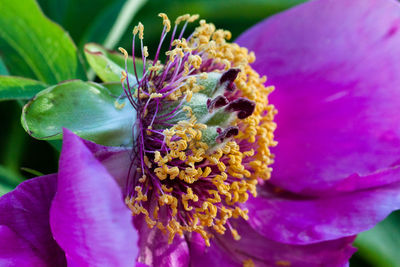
[217,161,226,172]
[118,47,128,59]
[148,63,163,72]
[153,206,159,219]
[138,22,144,39]
[188,55,202,69]
[202,167,211,177]
[138,175,146,183]
[134,186,148,201]
[230,228,241,241]
[162,184,173,193]
[144,155,152,168]
[182,106,193,117]
[114,100,126,110]
[143,46,149,57]
[154,151,162,163]
[149,93,163,99]
[158,13,171,32]
[167,166,180,179]
[188,14,199,23]
[185,90,193,102]
[175,14,190,25]
[207,190,221,203]
[155,167,167,180]
[133,25,139,35]
[120,70,127,83]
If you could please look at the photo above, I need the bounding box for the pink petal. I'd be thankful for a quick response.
[189,232,240,267]
[236,0,400,195]
[0,225,47,266]
[50,129,138,266]
[134,215,189,267]
[0,175,66,265]
[190,220,356,267]
[246,182,400,244]
[82,138,133,190]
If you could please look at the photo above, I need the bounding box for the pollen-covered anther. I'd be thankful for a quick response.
[120,70,127,83]
[226,98,256,119]
[137,22,144,39]
[188,54,202,69]
[143,46,149,57]
[118,47,128,59]
[158,13,171,32]
[175,14,190,25]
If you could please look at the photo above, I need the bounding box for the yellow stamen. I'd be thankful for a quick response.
[158,13,171,32]
[143,46,149,57]
[118,47,128,59]
[120,70,127,83]
[138,22,144,39]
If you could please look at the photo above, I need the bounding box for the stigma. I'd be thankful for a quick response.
[120,13,277,246]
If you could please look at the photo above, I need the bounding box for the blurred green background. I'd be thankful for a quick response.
[0,0,399,266]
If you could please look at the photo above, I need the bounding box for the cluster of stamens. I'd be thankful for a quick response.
[119,13,277,246]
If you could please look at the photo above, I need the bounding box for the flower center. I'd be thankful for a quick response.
[121,13,277,246]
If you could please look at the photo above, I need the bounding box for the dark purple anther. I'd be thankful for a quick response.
[225,98,256,119]
[216,126,239,143]
[226,82,237,92]
[207,95,229,112]
[219,68,240,92]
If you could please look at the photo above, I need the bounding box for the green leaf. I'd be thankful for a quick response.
[354,211,400,267]
[0,76,48,101]
[0,165,23,196]
[0,165,23,186]
[101,82,126,96]
[0,0,86,84]
[21,80,135,147]
[0,58,9,75]
[37,0,123,48]
[77,0,127,49]
[0,183,13,196]
[84,43,143,83]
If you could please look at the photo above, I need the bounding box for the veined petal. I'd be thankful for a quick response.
[0,225,47,266]
[134,215,190,267]
[189,232,240,267]
[237,0,400,195]
[246,182,400,245]
[0,175,66,266]
[190,220,356,267]
[50,129,138,266]
[82,138,132,190]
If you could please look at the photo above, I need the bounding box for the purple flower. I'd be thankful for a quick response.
[2,0,400,266]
